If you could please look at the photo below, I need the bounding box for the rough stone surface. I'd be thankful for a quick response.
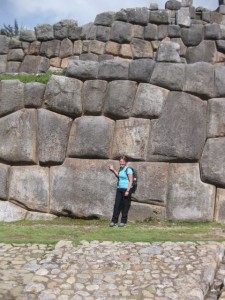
[126,7,150,25]
[215,188,225,223]
[104,80,137,119]
[128,59,155,82]
[165,0,182,10]
[82,80,107,115]
[181,25,204,46]
[150,92,207,161]
[176,7,191,27]
[50,158,116,218]
[38,109,72,164]
[131,38,154,58]
[0,36,10,54]
[200,138,225,188]
[183,62,215,98]
[0,55,7,73]
[35,24,54,41]
[111,117,150,161]
[167,163,216,221]
[144,24,158,40]
[0,164,9,200]
[53,19,77,39]
[0,80,24,117]
[207,98,225,138]
[9,165,49,212]
[98,60,129,80]
[150,63,185,91]
[156,41,181,62]
[186,40,217,64]
[129,201,166,221]
[0,201,27,222]
[150,10,171,24]
[7,49,24,61]
[132,83,169,118]
[110,21,133,43]
[40,40,60,58]
[24,82,46,108]
[44,75,83,117]
[20,29,37,42]
[215,66,225,97]
[59,38,73,58]
[67,116,115,159]
[65,59,99,80]
[0,110,37,163]
[19,55,50,74]
[94,12,115,26]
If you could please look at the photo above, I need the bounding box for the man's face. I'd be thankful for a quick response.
[119,159,126,167]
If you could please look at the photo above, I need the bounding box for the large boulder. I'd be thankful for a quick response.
[40,40,61,58]
[205,24,221,40]
[9,166,49,212]
[207,98,225,138]
[19,29,37,42]
[104,80,137,119]
[214,188,225,224]
[59,38,73,58]
[53,19,77,39]
[128,162,169,205]
[128,59,155,82]
[0,201,27,222]
[50,158,116,219]
[186,40,217,64]
[131,38,154,58]
[149,10,171,24]
[7,49,24,61]
[98,60,129,80]
[215,66,225,97]
[200,138,225,188]
[67,116,115,159]
[0,36,10,54]
[156,41,181,62]
[0,55,7,73]
[150,63,185,91]
[24,82,46,108]
[19,55,50,73]
[65,59,99,80]
[0,80,24,117]
[129,202,166,222]
[96,26,111,42]
[183,62,215,99]
[167,163,215,221]
[144,24,158,40]
[150,92,207,161]
[176,7,191,27]
[82,80,108,115]
[0,164,9,200]
[126,8,149,25]
[181,25,204,46]
[111,117,150,160]
[94,12,115,26]
[165,0,182,10]
[35,24,54,41]
[0,110,37,163]
[110,21,133,43]
[38,109,72,164]
[44,75,83,117]
[131,83,169,118]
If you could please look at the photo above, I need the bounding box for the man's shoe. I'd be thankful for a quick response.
[119,223,126,227]
[109,222,116,227]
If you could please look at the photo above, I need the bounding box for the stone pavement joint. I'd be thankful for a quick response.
[0,241,225,300]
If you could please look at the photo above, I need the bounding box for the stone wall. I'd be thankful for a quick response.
[1,0,225,73]
[1,0,225,223]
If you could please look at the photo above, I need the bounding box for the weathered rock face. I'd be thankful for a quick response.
[167,164,216,221]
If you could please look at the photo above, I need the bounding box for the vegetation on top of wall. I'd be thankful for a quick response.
[0,71,64,84]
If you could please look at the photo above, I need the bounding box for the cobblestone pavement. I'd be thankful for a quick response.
[1,241,225,300]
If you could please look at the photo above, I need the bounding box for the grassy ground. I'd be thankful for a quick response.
[0,218,225,245]
[0,72,64,84]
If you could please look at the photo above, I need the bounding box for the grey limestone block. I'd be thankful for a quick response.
[183,62,215,99]
[168,24,181,37]
[6,62,21,73]
[94,12,115,26]
[150,91,207,161]
[38,109,72,164]
[207,98,225,138]
[0,201,27,222]
[215,66,225,97]
[65,59,99,80]
[0,164,9,200]
[26,211,57,221]
[7,49,25,61]
[19,55,50,74]
[67,116,115,159]
[149,10,171,24]
[126,7,150,25]
[98,60,129,80]
[205,24,221,40]
[181,24,204,46]
[0,79,24,117]
[156,41,181,62]
[0,35,10,54]
[53,19,78,39]
[132,83,169,119]
[150,62,185,91]
[144,24,158,40]
[80,22,94,40]
[82,80,108,115]
[96,26,111,42]
[200,138,225,188]
[35,24,54,41]
[165,0,182,10]
[68,26,82,40]
[59,38,73,58]
[0,55,7,73]
[44,75,83,117]
[128,59,155,82]
[128,161,169,206]
[129,202,166,222]
[9,165,49,212]
[110,21,133,43]
[111,117,150,161]
[49,158,116,219]
[214,188,225,224]
[19,29,37,42]
[0,109,37,163]
[104,80,137,119]
[9,38,22,49]
[167,163,215,221]
[79,53,98,61]
[86,24,97,40]
[131,38,154,59]
[186,40,217,64]
[40,40,61,58]
[216,40,225,53]
[24,82,46,108]
[176,7,191,27]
